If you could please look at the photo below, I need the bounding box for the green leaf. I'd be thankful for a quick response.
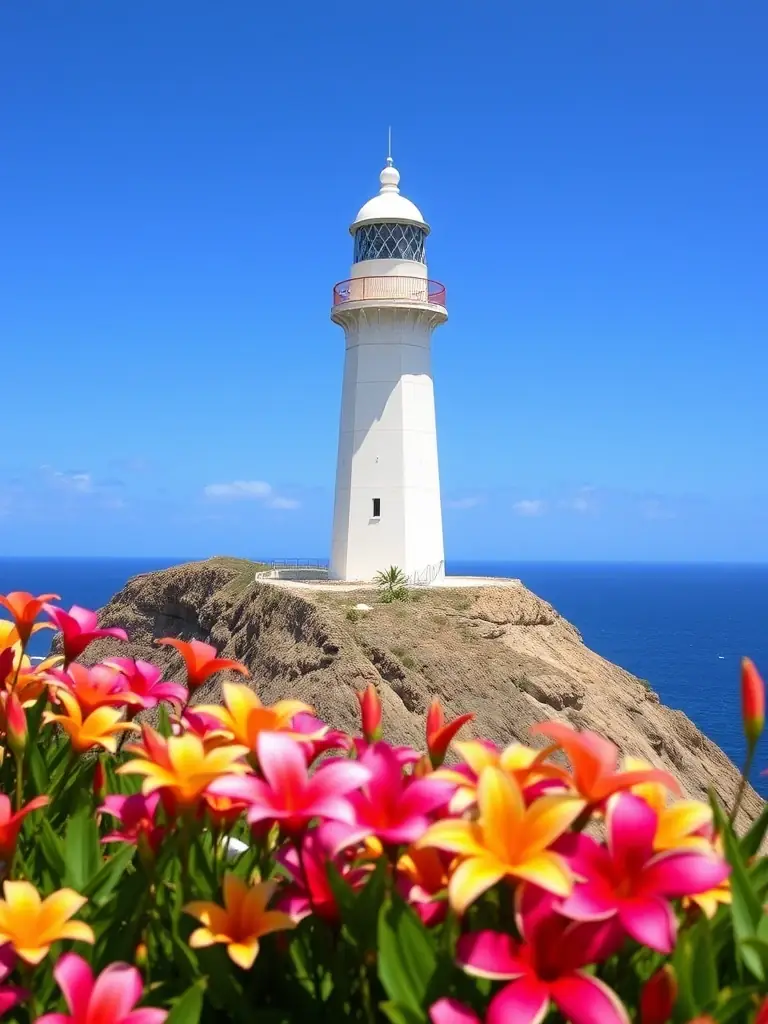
[166,981,205,1024]
[37,818,66,880]
[63,804,102,893]
[82,842,136,906]
[740,803,768,860]
[740,938,768,979]
[713,987,763,1023]
[381,1002,426,1024]
[327,857,386,951]
[378,895,437,1017]
[27,742,49,795]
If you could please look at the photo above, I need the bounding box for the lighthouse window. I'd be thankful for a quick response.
[372,498,381,519]
[354,223,426,264]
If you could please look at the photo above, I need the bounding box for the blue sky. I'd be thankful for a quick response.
[1,1,766,561]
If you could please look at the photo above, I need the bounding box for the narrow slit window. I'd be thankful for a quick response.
[372,498,381,518]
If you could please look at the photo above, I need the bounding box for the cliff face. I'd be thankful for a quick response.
[80,557,761,819]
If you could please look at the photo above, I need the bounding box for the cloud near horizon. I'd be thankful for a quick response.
[203,480,300,510]
[512,498,547,517]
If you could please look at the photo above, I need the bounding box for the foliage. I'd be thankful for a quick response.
[374,567,410,604]
[0,591,765,1022]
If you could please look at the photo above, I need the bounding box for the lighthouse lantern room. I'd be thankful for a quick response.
[329,155,447,584]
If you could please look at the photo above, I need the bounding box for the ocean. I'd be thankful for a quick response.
[2,557,766,796]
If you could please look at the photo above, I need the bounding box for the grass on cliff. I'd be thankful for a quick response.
[206,556,270,600]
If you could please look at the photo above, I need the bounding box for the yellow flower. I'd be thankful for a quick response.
[42,690,136,754]
[0,881,94,964]
[625,757,713,852]
[418,766,585,914]
[183,874,295,969]
[195,682,312,750]
[118,727,250,811]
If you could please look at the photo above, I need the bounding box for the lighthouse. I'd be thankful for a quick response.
[329,155,447,584]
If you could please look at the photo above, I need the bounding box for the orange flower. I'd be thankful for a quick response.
[155,638,248,691]
[625,756,712,853]
[194,682,311,751]
[183,874,295,969]
[531,721,680,806]
[42,690,137,754]
[0,880,94,964]
[418,767,584,914]
[118,726,249,812]
[741,657,765,749]
[0,592,58,647]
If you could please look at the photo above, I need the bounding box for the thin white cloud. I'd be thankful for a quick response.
[45,469,93,493]
[446,495,484,510]
[562,486,598,515]
[203,480,300,510]
[513,499,547,517]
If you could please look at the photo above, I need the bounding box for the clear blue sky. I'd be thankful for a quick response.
[2,1,766,561]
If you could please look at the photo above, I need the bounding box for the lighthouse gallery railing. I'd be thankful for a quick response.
[333,277,446,307]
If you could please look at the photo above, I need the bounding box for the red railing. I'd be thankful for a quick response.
[332,276,447,308]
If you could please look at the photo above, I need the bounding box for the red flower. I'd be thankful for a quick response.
[741,657,765,749]
[356,683,382,742]
[0,793,48,863]
[155,638,248,691]
[426,698,474,768]
[639,966,677,1024]
[0,592,58,647]
[275,825,370,924]
[44,604,128,665]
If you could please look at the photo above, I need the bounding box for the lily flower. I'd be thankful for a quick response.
[0,881,94,964]
[47,663,133,717]
[455,888,628,1024]
[44,604,128,665]
[559,793,730,953]
[357,683,382,742]
[0,945,27,1017]
[103,657,188,713]
[174,707,233,747]
[155,637,248,691]
[194,682,311,751]
[418,767,584,914]
[397,846,452,926]
[291,711,348,763]
[207,731,371,837]
[624,756,713,852]
[183,874,295,969]
[118,726,250,814]
[7,653,63,705]
[100,793,166,858]
[426,698,474,768]
[42,690,137,755]
[0,591,58,646]
[531,721,681,806]
[276,826,370,923]
[344,742,455,847]
[429,999,484,1024]
[0,793,48,864]
[37,952,167,1024]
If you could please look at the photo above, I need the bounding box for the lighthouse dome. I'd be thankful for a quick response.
[350,161,429,234]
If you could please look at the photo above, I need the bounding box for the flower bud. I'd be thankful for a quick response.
[6,693,27,759]
[134,941,149,967]
[426,697,474,768]
[756,997,768,1024]
[93,758,107,802]
[741,657,765,749]
[356,683,382,743]
[639,965,677,1024]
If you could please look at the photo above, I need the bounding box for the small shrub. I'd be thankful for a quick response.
[374,565,409,603]
[346,607,362,623]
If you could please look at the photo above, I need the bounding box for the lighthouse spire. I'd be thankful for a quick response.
[387,126,393,166]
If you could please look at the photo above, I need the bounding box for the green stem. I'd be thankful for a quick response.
[13,753,23,813]
[360,962,376,1024]
[729,744,755,826]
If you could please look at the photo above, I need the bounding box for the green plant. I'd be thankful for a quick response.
[346,607,362,623]
[374,566,409,604]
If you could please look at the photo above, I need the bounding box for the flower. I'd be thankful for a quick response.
[639,965,677,1024]
[276,826,370,924]
[0,945,27,1017]
[175,708,233,748]
[44,604,128,664]
[0,591,58,646]
[624,757,713,852]
[531,721,681,806]
[682,835,732,918]
[0,881,94,964]
[118,726,249,814]
[356,683,382,742]
[194,682,311,750]
[0,793,48,864]
[36,952,167,1024]
[344,742,455,847]
[559,793,731,953]
[155,637,248,691]
[183,874,295,969]
[103,657,188,713]
[42,690,136,755]
[741,657,765,749]
[100,793,166,858]
[5,692,26,758]
[426,698,474,768]
[207,731,371,837]
[47,663,133,717]
[397,846,452,926]
[455,888,628,1024]
[418,767,585,914]
[430,999,482,1024]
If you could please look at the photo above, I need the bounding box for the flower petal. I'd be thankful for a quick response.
[52,953,93,1017]
[89,962,143,1021]
[550,972,630,1024]
[511,852,573,897]
[257,732,308,797]
[487,977,550,1024]
[605,793,657,876]
[448,856,506,915]
[639,850,730,900]
[306,760,371,803]
[618,896,677,954]
[227,938,260,970]
[122,1011,169,1024]
[418,819,486,858]
[456,930,527,980]
[429,998,482,1024]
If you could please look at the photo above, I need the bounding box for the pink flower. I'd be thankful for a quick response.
[44,605,128,665]
[455,888,628,1024]
[104,658,188,713]
[47,663,132,717]
[291,712,350,763]
[175,707,232,744]
[275,826,370,923]
[0,944,27,1017]
[207,732,371,837]
[36,952,166,1024]
[100,793,165,858]
[344,742,455,847]
[560,793,730,953]
[430,999,483,1024]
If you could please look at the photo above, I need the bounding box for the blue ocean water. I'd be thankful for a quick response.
[1,557,766,794]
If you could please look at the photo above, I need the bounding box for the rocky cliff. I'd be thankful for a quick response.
[79,557,761,820]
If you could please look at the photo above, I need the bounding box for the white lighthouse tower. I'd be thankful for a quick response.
[330,154,447,584]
